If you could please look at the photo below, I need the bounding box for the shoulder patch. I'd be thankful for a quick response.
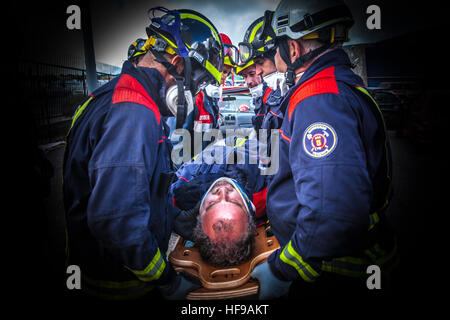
[288,66,339,121]
[112,74,161,124]
[302,122,338,158]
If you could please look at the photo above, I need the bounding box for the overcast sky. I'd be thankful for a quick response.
[18,0,440,68]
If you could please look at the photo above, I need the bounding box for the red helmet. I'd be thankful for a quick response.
[220,33,232,45]
[220,33,238,67]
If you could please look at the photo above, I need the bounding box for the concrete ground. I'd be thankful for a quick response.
[38,131,437,299]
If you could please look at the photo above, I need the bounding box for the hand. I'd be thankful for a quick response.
[173,201,201,240]
[158,273,202,300]
[251,262,292,300]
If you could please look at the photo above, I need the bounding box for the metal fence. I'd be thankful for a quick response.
[20,59,120,144]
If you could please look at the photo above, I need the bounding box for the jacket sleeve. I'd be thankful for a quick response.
[87,102,175,285]
[269,92,373,282]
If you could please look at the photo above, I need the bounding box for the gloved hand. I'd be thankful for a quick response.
[158,273,202,300]
[251,261,292,300]
[173,201,201,240]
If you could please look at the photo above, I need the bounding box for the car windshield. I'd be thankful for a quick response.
[218,94,254,113]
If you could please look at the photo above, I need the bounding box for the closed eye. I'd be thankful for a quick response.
[205,200,244,212]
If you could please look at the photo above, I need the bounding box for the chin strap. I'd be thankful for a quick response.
[175,56,193,129]
[150,47,194,129]
[278,38,332,87]
[175,80,186,129]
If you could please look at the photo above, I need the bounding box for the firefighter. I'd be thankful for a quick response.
[169,33,237,158]
[63,7,224,300]
[236,60,263,127]
[127,38,147,66]
[192,33,237,150]
[238,17,285,131]
[250,0,398,299]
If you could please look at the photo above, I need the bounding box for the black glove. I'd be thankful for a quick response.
[158,273,202,300]
[173,201,201,240]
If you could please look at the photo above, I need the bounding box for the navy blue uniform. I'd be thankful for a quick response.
[63,61,177,298]
[252,83,285,131]
[267,49,397,283]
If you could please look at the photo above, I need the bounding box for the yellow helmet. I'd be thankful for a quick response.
[127,38,148,62]
[236,60,255,75]
[238,16,274,66]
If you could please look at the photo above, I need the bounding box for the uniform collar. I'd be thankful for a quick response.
[122,61,167,97]
[121,60,169,112]
[291,48,352,91]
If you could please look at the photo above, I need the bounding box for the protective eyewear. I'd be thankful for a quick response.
[238,38,276,66]
[223,43,239,66]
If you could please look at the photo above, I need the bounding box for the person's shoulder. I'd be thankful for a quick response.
[287,66,341,120]
[111,73,162,125]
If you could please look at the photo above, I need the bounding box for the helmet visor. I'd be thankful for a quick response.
[223,43,239,66]
[179,12,223,83]
[238,42,253,66]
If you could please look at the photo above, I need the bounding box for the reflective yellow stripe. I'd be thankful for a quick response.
[205,60,222,84]
[355,86,388,134]
[368,212,380,231]
[179,13,222,84]
[280,241,319,282]
[321,263,366,277]
[286,242,319,278]
[155,33,178,51]
[301,31,319,40]
[249,20,264,43]
[132,51,147,58]
[322,240,398,277]
[180,13,221,47]
[126,248,166,282]
[234,137,247,148]
[70,96,93,131]
[356,86,392,209]
[144,36,176,55]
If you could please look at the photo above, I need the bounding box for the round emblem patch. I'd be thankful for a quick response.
[302,122,338,158]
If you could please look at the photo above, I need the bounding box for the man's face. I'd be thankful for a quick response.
[254,56,277,78]
[240,65,262,89]
[274,47,288,73]
[199,180,248,242]
[221,65,233,85]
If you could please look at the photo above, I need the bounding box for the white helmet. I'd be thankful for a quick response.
[271,0,353,40]
[260,0,354,86]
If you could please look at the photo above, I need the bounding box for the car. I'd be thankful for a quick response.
[367,88,405,132]
[218,87,255,134]
[378,81,419,101]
